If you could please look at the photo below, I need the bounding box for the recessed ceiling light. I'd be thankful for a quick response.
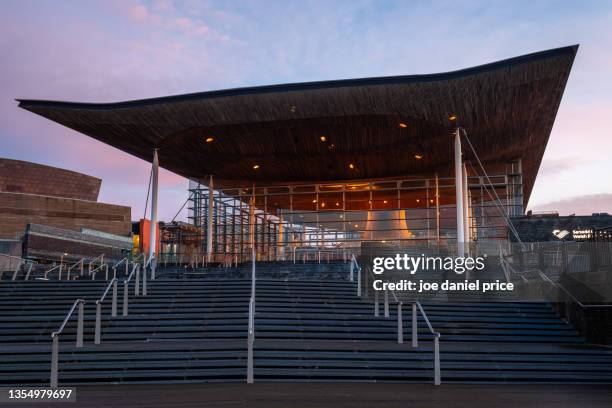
[320,136,327,142]
[312,199,317,203]
[399,122,407,128]
[321,202,326,207]
[448,114,457,121]
[414,154,423,160]
[252,164,260,170]
[335,202,340,206]
[205,137,214,143]
[383,200,388,204]
[348,163,355,170]
[354,224,359,228]
[416,199,420,203]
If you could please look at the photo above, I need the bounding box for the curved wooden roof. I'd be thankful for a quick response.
[17,45,577,205]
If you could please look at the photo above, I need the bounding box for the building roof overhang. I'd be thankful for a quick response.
[17,45,578,206]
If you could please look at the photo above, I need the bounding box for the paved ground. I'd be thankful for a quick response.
[5,383,612,408]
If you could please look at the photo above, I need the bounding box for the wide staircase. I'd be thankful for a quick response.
[1,261,612,385]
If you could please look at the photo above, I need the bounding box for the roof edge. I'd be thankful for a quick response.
[17,45,579,111]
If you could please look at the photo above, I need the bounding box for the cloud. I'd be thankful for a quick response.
[529,193,612,216]
[1,0,612,222]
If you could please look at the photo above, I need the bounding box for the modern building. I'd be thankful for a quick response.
[17,45,577,262]
[0,158,132,261]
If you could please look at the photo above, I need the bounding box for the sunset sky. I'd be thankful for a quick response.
[1,0,611,221]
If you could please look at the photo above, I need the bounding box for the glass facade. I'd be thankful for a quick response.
[178,160,523,263]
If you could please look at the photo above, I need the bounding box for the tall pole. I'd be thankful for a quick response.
[149,149,159,279]
[454,128,465,256]
[207,175,214,262]
[462,163,470,245]
[435,172,440,245]
[249,185,255,257]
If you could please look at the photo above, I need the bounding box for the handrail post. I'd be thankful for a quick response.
[349,259,354,281]
[397,302,403,344]
[247,298,254,384]
[111,279,117,317]
[434,335,441,385]
[58,263,63,281]
[25,263,33,280]
[374,289,379,317]
[142,265,147,296]
[412,303,418,348]
[384,289,389,318]
[357,266,361,297]
[135,266,140,296]
[50,335,59,388]
[95,302,101,344]
[76,301,84,348]
[112,267,116,279]
[123,281,129,316]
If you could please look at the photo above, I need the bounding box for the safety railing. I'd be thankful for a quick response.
[536,270,612,309]
[0,254,36,281]
[112,257,130,279]
[66,258,85,280]
[88,254,105,274]
[38,264,61,281]
[373,284,441,385]
[350,254,361,296]
[94,278,117,344]
[123,263,141,316]
[291,248,351,264]
[411,301,441,385]
[500,251,612,309]
[50,298,85,388]
[89,263,109,280]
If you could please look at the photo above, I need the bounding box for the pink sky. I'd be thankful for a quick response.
[1,0,611,221]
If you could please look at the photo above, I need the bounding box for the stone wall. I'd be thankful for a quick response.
[0,192,131,239]
[0,158,101,201]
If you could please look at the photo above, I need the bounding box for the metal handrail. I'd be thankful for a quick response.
[40,264,62,280]
[122,263,141,316]
[94,278,118,344]
[536,270,612,308]
[0,253,36,281]
[66,258,85,280]
[50,298,85,388]
[374,285,441,385]
[112,257,129,279]
[414,301,441,338]
[501,254,612,308]
[88,254,105,274]
[411,301,441,385]
[350,254,362,296]
[89,263,108,280]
